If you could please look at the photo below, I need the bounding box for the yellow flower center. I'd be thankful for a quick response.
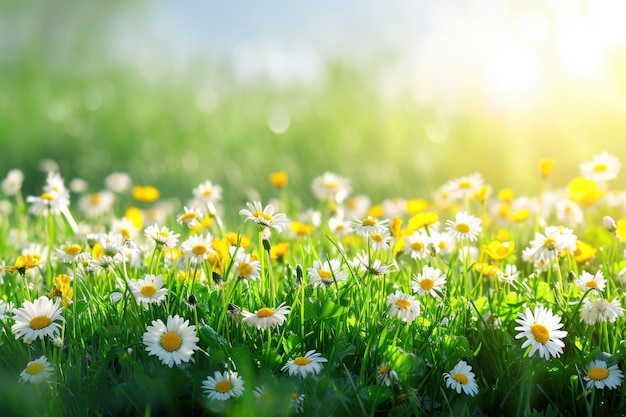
[290,392,299,400]
[318,270,332,280]
[256,308,275,318]
[215,380,232,393]
[180,212,197,221]
[41,192,56,201]
[370,233,384,243]
[585,280,598,288]
[252,211,273,223]
[411,242,424,251]
[30,315,51,330]
[588,367,609,381]
[120,227,131,239]
[593,163,608,173]
[294,357,311,366]
[25,362,45,375]
[192,244,207,255]
[419,278,435,291]
[395,299,412,309]
[456,223,470,234]
[362,218,377,227]
[238,263,253,277]
[160,332,182,352]
[543,238,556,250]
[202,189,212,196]
[453,373,469,384]
[140,284,157,297]
[89,194,101,205]
[155,231,170,238]
[458,180,472,189]
[530,323,550,344]
[64,244,82,256]
[378,364,392,374]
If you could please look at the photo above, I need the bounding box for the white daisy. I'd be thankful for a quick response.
[584,359,624,390]
[387,291,421,323]
[176,206,203,228]
[352,251,395,276]
[232,249,261,280]
[20,355,54,384]
[282,350,328,378]
[443,360,479,396]
[144,224,180,248]
[192,179,223,204]
[0,300,14,321]
[307,259,348,288]
[575,270,607,293]
[239,201,290,232]
[0,260,6,284]
[241,302,291,330]
[412,265,447,298]
[328,216,352,237]
[376,362,399,387]
[78,190,115,218]
[580,298,624,325]
[403,231,431,260]
[311,172,351,204]
[12,296,64,343]
[514,305,568,360]
[445,211,482,242]
[580,151,621,182]
[2,169,24,195]
[497,264,520,287]
[105,172,132,193]
[142,315,199,368]
[446,172,485,201]
[369,231,392,251]
[351,216,389,237]
[55,242,90,264]
[128,274,168,305]
[202,370,245,400]
[181,233,214,265]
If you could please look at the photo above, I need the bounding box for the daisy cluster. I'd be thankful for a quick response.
[0,151,625,415]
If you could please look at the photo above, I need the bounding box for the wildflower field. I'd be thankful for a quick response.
[1,152,626,417]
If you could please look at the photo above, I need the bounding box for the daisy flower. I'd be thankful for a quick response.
[524,225,577,263]
[181,233,214,265]
[514,305,568,360]
[0,300,14,321]
[328,216,352,237]
[311,172,351,203]
[376,362,399,387]
[176,206,203,228]
[2,169,24,195]
[446,172,485,201]
[282,350,328,378]
[351,216,389,237]
[26,188,71,216]
[0,259,6,284]
[584,359,624,390]
[239,201,290,232]
[192,179,223,204]
[352,251,395,276]
[241,302,291,330]
[403,231,431,260]
[232,249,261,280]
[128,274,168,305]
[575,270,607,293]
[143,315,199,368]
[387,291,421,323]
[12,296,64,343]
[580,151,621,182]
[290,392,305,414]
[105,172,132,193]
[412,265,447,298]
[111,217,140,241]
[55,242,90,264]
[20,356,54,384]
[144,224,180,249]
[443,360,479,396]
[497,264,520,287]
[369,231,392,251]
[307,259,348,288]
[445,211,482,242]
[580,298,624,325]
[78,190,115,218]
[202,370,245,400]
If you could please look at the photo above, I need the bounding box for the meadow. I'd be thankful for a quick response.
[1,152,626,416]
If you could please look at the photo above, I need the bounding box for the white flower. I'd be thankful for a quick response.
[514,305,568,360]
[386,291,421,323]
[241,302,291,330]
[351,216,389,237]
[55,242,91,264]
[403,231,431,259]
[232,249,261,280]
[376,363,399,387]
[352,251,395,276]
[575,270,607,293]
[311,172,351,203]
[307,259,348,288]
[176,206,203,228]
[412,265,447,298]
[2,169,24,195]
[282,350,327,378]
[128,274,168,305]
[443,360,479,396]
[445,211,482,241]
[202,370,245,400]
[78,190,115,218]
[181,233,214,264]
[144,224,180,248]
[580,298,623,325]
[20,355,54,384]
[12,296,64,343]
[584,359,624,390]
[580,151,621,182]
[192,179,223,204]
[142,315,199,368]
[0,299,14,321]
[105,172,132,193]
[239,201,290,232]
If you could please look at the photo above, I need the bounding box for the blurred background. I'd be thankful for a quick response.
[2,0,626,207]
